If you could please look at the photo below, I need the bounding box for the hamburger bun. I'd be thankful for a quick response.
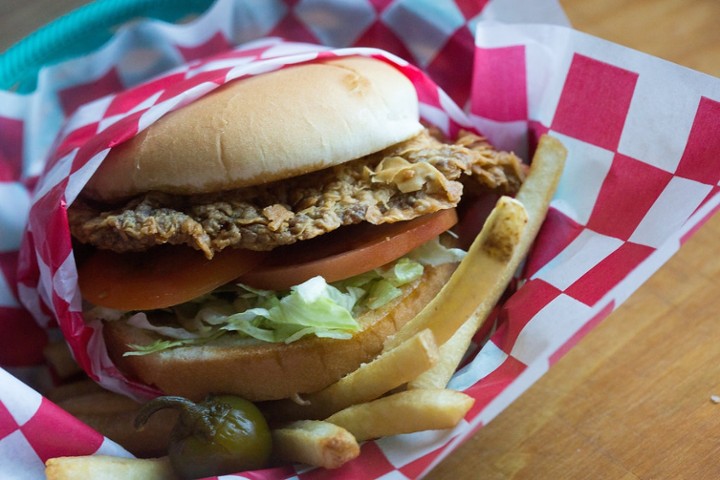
[84,57,424,201]
[103,263,456,402]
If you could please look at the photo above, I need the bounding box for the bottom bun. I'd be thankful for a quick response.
[103,263,457,402]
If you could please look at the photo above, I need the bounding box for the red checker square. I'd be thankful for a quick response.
[268,12,320,45]
[528,120,551,155]
[550,301,615,365]
[403,62,442,110]
[28,189,72,272]
[587,153,673,240]
[58,67,124,116]
[551,54,638,151]
[675,96,720,185]
[71,109,145,175]
[455,0,491,19]
[20,398,103,462]
[523,208,584,279]
[298,441,395,479]
[462,353,528,417]
[0,306,47,366]
[355,22,415,67]
[495,279,564,353]
[177,31,233,62]
[212,44,278,62]
[427,27,475,107]
[0,116,23,181]
[0,251,19,298]
[565,241,654,306]
[157,68,230,103]
[470,45,528,122]
[399,443,446,479]
[367,0,395,12]
[0,401,20,440]
[106,72,185,118]
[53,122,99,162]
[228,464,297,479]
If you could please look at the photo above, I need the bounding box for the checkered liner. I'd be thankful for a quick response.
[2,1,720,479]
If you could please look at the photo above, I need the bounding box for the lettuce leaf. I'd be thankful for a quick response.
[100,236,465,355]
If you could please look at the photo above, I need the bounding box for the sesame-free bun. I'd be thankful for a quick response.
[102,263,455,402]
[84,56,423,201]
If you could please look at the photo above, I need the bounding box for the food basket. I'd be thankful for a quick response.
[1,1,719,479]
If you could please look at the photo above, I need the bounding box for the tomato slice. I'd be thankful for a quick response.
[239,208,458,291]
[78,245,267,311]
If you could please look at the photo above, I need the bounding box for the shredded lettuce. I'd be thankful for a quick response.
[408,236,467,266]
[90,236,466,355]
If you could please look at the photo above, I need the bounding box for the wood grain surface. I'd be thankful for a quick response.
[2,1,719,479]
[428,2,720,479]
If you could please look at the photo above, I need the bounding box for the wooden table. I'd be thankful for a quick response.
[2,1,719,479]
[428,2,720,479]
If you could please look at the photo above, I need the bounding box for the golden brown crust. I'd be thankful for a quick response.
[84,57,423,201]
[102,263,456,402]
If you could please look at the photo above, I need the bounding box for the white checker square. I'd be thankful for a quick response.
[52,252,81,310]
[0,369,42,426]
[533,228,624,290]
[0,182,30,253]
[16,283,52,328]
[382,0,465,68]
[448,340,508,391]
[0,273,17,308]
[420,103,450,134]
[510,293,593,365]
[474,0,570,27]
[525,27,575,129]
[630,176,713,248]
[225,0,289,43]
[66,149,110,207]
[0,430,46,480]
[94,436,134,458]
[378,420,469,469]
[60,96,112,138]
[618,67,703,173]
[259,42,327,60]
[35,251,56,321]
[376,472,411,480]
[469,115,528,158]
[97,91,163,133]
[0,91,26,119]
[31,150,73,204]
[547,132,615,226]
[296,0,376,47]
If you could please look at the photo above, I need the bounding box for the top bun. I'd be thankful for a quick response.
[84,56,424,201]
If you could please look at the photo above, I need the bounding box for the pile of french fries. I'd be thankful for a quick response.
[45,135,566,479]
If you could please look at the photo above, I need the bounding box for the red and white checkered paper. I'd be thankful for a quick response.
[2,0,720,479]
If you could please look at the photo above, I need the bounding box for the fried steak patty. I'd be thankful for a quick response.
[69,129,525,258]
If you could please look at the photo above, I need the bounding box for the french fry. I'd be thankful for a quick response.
[514,134,568,255]
[45,455,177,480]
[325,389,474,442]
[383,195,528,352]
[407,315,479,390]
[272,420,360,469]
[263,328,439,422]
[384,134,566,353]
[58,391,176,458]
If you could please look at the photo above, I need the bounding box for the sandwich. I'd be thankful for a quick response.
[68,56,525,402]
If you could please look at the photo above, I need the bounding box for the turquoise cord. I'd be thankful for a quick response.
[0,0,215,92]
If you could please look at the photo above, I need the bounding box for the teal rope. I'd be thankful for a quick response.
[0,0,215,92]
